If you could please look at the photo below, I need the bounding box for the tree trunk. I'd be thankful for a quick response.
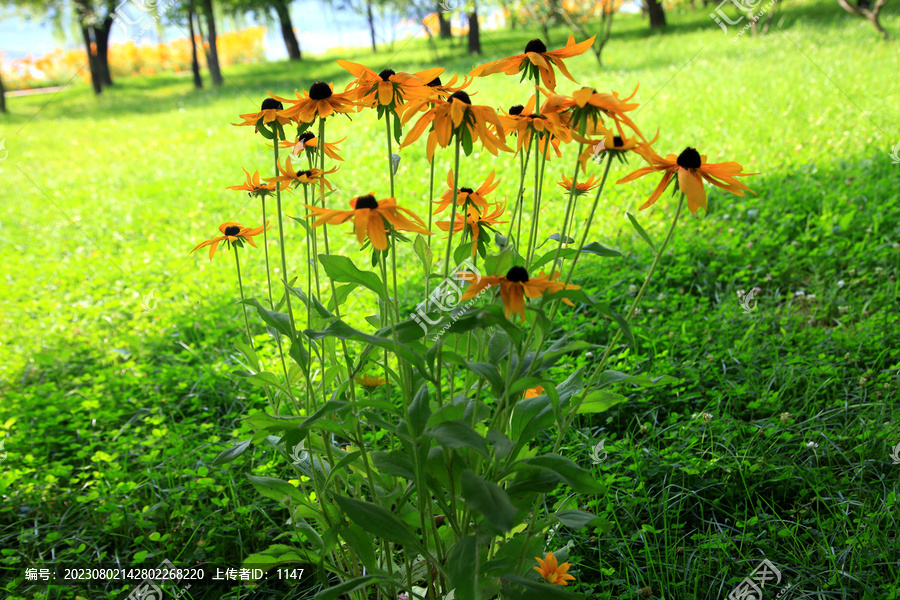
[95,15,114,88]
[188,7,203,89]
[80,25,103,95]
[272,0,302,60]
[0,69,7,113]
[437,4,452,38]
[199,0,223,86]
[646,0,667,27]
[467,5,481,54]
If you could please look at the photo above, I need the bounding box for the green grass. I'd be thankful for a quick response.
[2,0,900,597]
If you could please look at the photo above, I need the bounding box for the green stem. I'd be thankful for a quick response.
[233,245,253,347]
[386,113,396,198]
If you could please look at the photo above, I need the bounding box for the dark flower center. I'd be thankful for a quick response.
[527,113,543,119]
[309,81,333,100]
[449,91,471,105]
[677,147,702,170]
[506,266,530,283]
[379,69,396,81]
[613,136,624,147]
[261,97,283,111]
[525,39,547,54]
[427,76,442,87]
[224,225,241,236]
[459,187,474,194]
[509,105,525,115]
[297,132,316,143]
[296,170,313,178]
[355,195,379,209]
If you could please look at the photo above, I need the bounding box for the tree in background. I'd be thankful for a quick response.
[329,0,381,52]
[198,0,223,85]
[467,0,481,54]
[836,0,890,38]
[187,0,204,87]
[223,0,302,59]
[644,0,666,27]
[557,0,619,64]
[0,67,6,113]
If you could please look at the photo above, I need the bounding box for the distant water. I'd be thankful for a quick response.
[0,2,471,61]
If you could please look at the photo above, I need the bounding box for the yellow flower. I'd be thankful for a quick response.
[232,97,292,132]
[470,36,595,91]
[524,385,545,398]
[533,552,576,586]
[434,169,500,214]
[460,267,580,322]
[401,91,511,160]
[304,195,431,251]
[264,157,337,190]
[557,173,602,197]
[357,374,386,390]
[617,146,757,214]
[226,168,277,197]
[436,203,506,258]
[337,60,443,112]
[190,222,269,261]
[272,82,357,123]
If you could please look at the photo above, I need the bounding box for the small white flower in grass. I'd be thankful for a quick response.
[779,412,793,422]
[692,412,713,423]
[875,267,884,276]
[628,284,638,294]
[837,280,845,287]
[806,441,818,449]
[838,306,850,314]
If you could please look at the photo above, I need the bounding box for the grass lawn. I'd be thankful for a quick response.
[1,0,900,597]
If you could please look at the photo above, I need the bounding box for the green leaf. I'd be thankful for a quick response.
[339,525,379,573]
[371,451,416,480]
[512,454,604,494]
[509,395,555,449]
[503,574,580,599]
[577,389,628,413]
[314,575,379,600]
[413,234,433,274]
[211,439,252,466]
[323,451,362,488]
[597,370,678,388]
[242,299,294,339]
[454,242,472,266]
[244,411,305,433]
[487,330,511,364]
[462,361,504,396]
[553,509,602,529]
[232,340,260,372]
[626,211,656,253]
[247,475,307,505]
[289,339,310,376]
[460,470,518,533]
[319,255,385,300]
[243,544,317,572]
[333,496,424,552]
[446,536,478,599]
[305,320,432,381]
[425,420,490,459]
[407,382,432,438]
